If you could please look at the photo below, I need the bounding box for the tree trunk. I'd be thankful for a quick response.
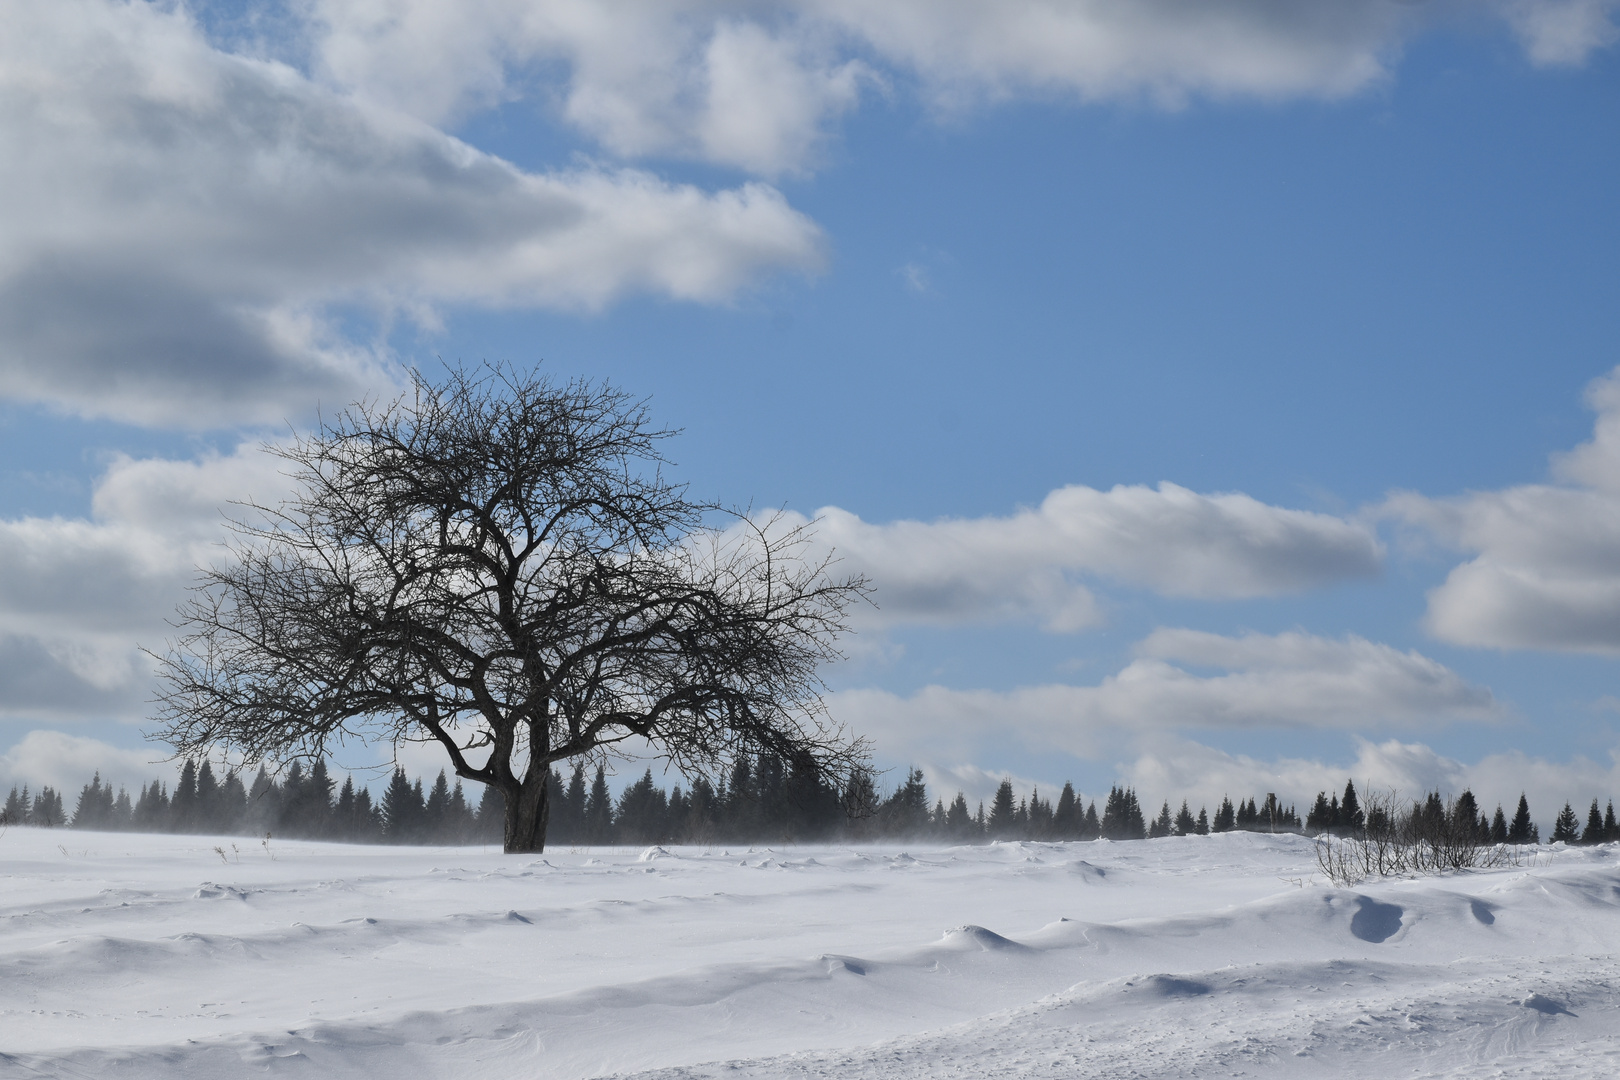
[503,775,550,853]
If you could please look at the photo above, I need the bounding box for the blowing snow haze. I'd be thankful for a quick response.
[0,0,1618,821]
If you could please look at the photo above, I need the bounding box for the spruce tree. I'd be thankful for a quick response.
[988,779,1017,839]
[880,768,931,837]
[218,770,247,832]
[1490,804,1508,843]
[381,767,422,842]
[1053,783,1079,839]
[726,757,755,836]
[557,763,587,842]
[32,787,65,826]
[423,771,452,842]
[666,786,691,840]
[1174,800,1195,836]
[281,761,308,834]
[616,769,668,843]
[72,773,110,829]
[1582,799,1606,845]
[1027,787,1054,839]
[1607,801,1618,842]
[1452,790,1480,836]
[195,761,220,830]
[1082,800,1100,840]
[335,775,357,839]
[172,760,199,832]
[1149,800,1172,838]
[305,760,335,837]
[359,786,385,838]
[585,765,613,842]
[1508,794,1535,844]
[474,782,504,842]
[1236,797,1256,830]
[1260,793,1282,832]
[754,754,786,835]
[134,781,167,830]
[1213,796,1235,833]
[1306,792,1332,833]
[1100,786,1125,839]
[1128,790,1147,839]
[448,780,473,842]
[1552,802,1580,844]
[1196,806,1209,836]
[244,766,278,834]
[684,775,717,842]
[111,787,134,829]
[1340,780,1364,833]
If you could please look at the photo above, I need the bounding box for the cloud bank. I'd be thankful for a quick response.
[1119,735,1620,835]
[4,0,1612,425]
[0,0,823,426]
[1389,365,1620,654]
[0,444,293,722]
[305,0,1620,177]
[833,628,1499,763]
[0,451,1381,727]
[797,482,1380,632]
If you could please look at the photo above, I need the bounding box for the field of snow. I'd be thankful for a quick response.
[3,828,1619,1078]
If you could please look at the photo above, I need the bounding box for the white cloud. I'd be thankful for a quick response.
[0,443,291,721]
[0,730,171,798]
[832,629,1499,763]
[8,0,1611,426]
[0,0,823,426]
[793,482,1379,632]
[1502,0,1620,65]
[306,0,869,176]
[1118,735,1620,835]
[914,763,1058,813]
[1388,366,1620,654]
[0,450,1381,727]
[297,1,1617,178]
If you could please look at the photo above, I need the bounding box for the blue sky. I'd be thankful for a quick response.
[3,0,1620,822]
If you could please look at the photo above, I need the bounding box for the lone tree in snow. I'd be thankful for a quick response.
[150,365,870,853]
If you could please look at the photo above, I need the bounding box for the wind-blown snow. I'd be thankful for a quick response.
[2,830,1618,1077]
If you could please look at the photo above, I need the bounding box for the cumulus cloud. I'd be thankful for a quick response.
[0,442,292,721]
[0,447,1380,726]
[787,482,1379,632]
[1118,735,1620,835]
[1388,366,1620,654]
[0,729,173,797]
[305,0,869,176]
[8,0,1611,425]
[832,628,1499,763]
[299,0,1617,177]
[1502,0,1620,65]
[0,0,823,426]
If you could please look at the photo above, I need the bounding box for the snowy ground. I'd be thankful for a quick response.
[2,829,1618,1078]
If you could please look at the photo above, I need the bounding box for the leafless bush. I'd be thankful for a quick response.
[1315,789,1520,886]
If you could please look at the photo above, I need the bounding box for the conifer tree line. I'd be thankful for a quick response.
[1303,780,1620,846]
[4,760,1614,848]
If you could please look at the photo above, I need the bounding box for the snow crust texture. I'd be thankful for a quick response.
[2,830,1618,1078]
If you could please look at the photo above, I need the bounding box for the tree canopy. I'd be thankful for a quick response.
[151,365,869,852]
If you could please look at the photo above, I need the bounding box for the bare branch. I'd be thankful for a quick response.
[150,363,870,853]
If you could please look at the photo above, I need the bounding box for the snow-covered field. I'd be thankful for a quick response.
[3,829,1618,1078]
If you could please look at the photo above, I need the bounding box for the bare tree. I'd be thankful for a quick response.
[1314,788,1518,885]
[150,366,870,853]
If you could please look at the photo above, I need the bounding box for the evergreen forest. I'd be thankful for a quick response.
[4,760,1611,848]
